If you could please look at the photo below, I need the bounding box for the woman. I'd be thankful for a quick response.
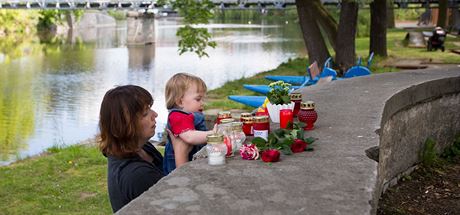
[98,85,189,212]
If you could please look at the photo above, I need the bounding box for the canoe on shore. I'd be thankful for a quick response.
[264,75,310,85]
[243,84,303,95]
[228,95,266,108]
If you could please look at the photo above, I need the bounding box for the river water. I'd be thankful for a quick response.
[0,13,307,165]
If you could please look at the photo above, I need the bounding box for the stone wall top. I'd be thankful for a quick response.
[118,65,460,215]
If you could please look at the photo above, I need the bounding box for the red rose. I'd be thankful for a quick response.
[291,139,307,153]
[261,149,280,162]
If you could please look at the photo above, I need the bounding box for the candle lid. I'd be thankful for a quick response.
[217,111,231,118]
[207,134,224,143]
[290,93,302,101]
[220,118,235,124]
[253,115,269,123]
[240,112,252,118]
[300,101,315,110]
[242,116,253,123]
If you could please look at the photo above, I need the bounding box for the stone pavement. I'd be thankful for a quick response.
[118,65,460,215]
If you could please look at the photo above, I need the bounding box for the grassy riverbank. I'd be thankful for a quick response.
[0,142,165,214]
[1,29,459,215]
[0,144,111,214]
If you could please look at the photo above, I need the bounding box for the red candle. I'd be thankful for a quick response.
[240,112,251,121]
[242,116,254,136]
[279,109,293,129]
[216,111,232,124]
[290,93,302,117]
[253,116,269,141]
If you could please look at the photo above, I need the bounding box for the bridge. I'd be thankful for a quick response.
[0,0,296,10]
[0,0,456,10]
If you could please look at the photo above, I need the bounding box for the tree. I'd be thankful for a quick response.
[174,0,386,74]
[386,0,395,28]
[335,0,359,74]
[370,0,388,57]
[172,0,216,57]
[437,0,448,28]
[295,0,331,66]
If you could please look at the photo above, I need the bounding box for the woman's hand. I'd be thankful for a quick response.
[167,129,192,168]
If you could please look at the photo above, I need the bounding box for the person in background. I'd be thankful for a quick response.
[98,85,189,212]
[163,73,216,175]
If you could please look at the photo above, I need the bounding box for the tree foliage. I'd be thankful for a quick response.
[37,10,84,30]
[159,0,217,57]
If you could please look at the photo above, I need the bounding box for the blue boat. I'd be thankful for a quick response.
[243,84,304,95]
[343,53,374,78]
[264,57,336,85]
[228,95,266,108]
[230,55,373,107]
[265,75,309,85]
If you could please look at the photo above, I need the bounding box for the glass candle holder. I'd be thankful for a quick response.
[217,121,234,157]
[230,122,246,152]
[279,109,293,129]
[242,116,254,136]
[253,115,269,141]
[206,134,227,165]
[297,101,317,130]
[290,93,302,117]
[216,111,232,124]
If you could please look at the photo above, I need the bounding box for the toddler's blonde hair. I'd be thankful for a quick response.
[165,73,207,109]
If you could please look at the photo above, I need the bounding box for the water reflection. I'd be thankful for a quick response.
[0,60,35,162]
[128,44,155,70]
[0,14,307,165]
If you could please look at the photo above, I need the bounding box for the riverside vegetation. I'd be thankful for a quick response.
[1,9,460,214]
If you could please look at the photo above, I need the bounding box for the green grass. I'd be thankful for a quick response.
[0,144,111,214]
[0,143,165,214]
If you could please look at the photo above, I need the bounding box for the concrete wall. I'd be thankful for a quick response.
[376,77,460,199]
[120,67,460,215]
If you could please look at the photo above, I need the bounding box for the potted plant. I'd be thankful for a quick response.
[266,80,295,123]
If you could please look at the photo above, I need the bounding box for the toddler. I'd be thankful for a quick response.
[163,73,216,175]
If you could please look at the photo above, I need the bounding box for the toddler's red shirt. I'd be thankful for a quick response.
[168,112,195,136]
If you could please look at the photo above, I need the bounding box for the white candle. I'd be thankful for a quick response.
[208,152,225,165]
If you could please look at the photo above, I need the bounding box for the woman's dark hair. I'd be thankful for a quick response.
[98,85,153,158]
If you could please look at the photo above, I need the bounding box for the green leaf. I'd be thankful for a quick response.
[273,129,285,137]
[306,146,314,151]
[294,122,306,130]
[280,138,293,147]
[252,137,267,145]
[281,145,293,155]
[268,135,278,148]
[304,137,316,144]
[281,95,291,104]
[289,129,297,138]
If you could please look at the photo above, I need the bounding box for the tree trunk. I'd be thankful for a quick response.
[370,0,388,57]
[311,0,338,50]
[335,0,358,75]
[295,0,330,67]
[437,0,448,28]
[386,0,395,28]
